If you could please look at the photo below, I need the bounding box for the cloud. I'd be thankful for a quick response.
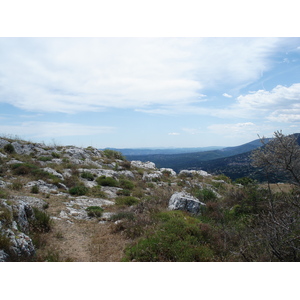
[234,83,300,121]
[0,122,115,138]
[168,132,180,136]
[222,93,232,98]
[0,37,286,114]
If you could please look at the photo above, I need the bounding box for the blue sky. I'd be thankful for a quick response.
[1,37,300,148]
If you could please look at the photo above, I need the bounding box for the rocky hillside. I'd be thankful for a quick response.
[1,136,298,262]
[0,136,222,262]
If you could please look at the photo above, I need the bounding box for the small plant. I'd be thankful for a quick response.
[119,179,135,190]
[51,152,60,158]
[69,185,89,196]
[3,143,15,154]
[11,180,23,191]
[115,196,140,206]
[30,207,52,233]
[38,156,52,162]
[110,211,135,222]
[86,206,104,218]
[96,175,119,187]
[117,189,131,196]
[81,172,94,181]
[103,149,125,160]
[194,188,217,202]
[31,185,39,194]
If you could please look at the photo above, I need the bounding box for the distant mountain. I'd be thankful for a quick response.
[125,138,272,173]
[102,146,223,156]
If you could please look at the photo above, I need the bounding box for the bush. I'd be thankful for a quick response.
[30,207,52,233]
[51,152,60,158]
[235,177,255,186]
[31,185,39,194]
[119,179,134,190]
[38,156,52,162]
[3,143,15,154]
[86,206,103,218]
[110,211,135,222]
[103,149,125,160]
[69,185,89,196]
[96,176,119,187]
[81,172,94,181]
[115,196,140,206]
[123,210,215,262]
[194,188,217,202]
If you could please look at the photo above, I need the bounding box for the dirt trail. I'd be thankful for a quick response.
[36,194,129,262]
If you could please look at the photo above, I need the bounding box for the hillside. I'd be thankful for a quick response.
[125,138,272,173]
[1,135,299,262]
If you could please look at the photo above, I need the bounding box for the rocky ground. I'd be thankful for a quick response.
[0,136,224,262]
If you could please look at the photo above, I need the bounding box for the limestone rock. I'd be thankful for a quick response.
[179,170,211,177]
[168,192,206,214]
[43,167,64,180]
[131,161,156,170]
[25,180,59,193]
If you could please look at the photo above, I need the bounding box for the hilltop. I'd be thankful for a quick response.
[1,134,299,262]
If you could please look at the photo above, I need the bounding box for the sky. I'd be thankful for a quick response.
[1,37,300,148]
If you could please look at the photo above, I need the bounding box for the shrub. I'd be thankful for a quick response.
[30,207,52,233]
[123,210,215,262]
[81,172,94,181]
[194,188,217,202]
[86,206,104,218]
[235,177,255,186]
[38,156,52,162]
[11,180,23,191]
[51,152,60,158]
[96,175,119,187]
[3,143,15,154]
[103,149,125,160]
[115,196,140,206]
[119,179,134,190]
[110,211,135,222]
[31,185,39,194]
[117,189,131,196]
[69,185,89,196]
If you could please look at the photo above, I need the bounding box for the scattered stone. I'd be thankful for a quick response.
[168,192,206,214]
[131,160,156,170]
[179,170,211,177]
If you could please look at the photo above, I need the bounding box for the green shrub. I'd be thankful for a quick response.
[11,180,23,191]
[86,206,104,218]
[0,203,12,226]
[235,177,255,186]
[30,207,52,233]
[96,175,119,187]
[103,149,125,160]
[194,188,217,202]
[51,152,60,158]
[110,211,135,222]
[3,143,15,154]
[81,172,94,181]
[0,189,9,199]
[119,179,134,190]
[115,196,140,206]
[38,156,52,162]
[123,211,215,262]
[117,189,131,196]
[31,185,39,194]
[69,185,89,196]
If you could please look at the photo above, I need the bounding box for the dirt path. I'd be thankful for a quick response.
[37,195,130,262]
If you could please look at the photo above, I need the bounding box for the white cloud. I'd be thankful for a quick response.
[168,132,180,136]
[234,83,300,121]
[222,93,232,98]
[0,122,115,138]
[0,37,286,114]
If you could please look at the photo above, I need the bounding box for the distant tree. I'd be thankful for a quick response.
[251,130,300,186]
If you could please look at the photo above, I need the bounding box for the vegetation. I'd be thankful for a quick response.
[86,206,104,218]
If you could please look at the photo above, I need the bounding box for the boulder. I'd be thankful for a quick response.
[168,192,205,214]
[179,170,211,177]
[131,160,156,170]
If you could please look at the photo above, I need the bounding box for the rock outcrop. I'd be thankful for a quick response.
[168,192,206,214]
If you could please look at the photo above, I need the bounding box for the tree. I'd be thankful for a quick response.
[251,130,300,186]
